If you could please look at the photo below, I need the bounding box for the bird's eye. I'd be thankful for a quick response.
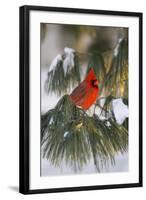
[91,80,98,88]
[91,80,94,84]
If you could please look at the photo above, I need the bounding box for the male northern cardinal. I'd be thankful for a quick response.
[70,68,99,110]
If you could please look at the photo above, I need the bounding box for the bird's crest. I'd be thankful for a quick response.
[85,68,98,82]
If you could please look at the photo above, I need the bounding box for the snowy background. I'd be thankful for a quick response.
[40,24,128,176]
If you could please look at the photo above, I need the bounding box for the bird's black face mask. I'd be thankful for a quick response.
[91,80,98,89]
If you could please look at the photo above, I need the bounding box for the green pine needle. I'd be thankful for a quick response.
[45,53,80,96]
[41,95,128,172]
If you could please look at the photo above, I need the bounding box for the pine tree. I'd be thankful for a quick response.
[41,29,128,172]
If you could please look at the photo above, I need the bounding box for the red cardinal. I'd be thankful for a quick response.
[70,68,99,110]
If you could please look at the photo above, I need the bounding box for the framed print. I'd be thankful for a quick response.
[19,5,143,194]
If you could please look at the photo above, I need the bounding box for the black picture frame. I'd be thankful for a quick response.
[19,5,143,194]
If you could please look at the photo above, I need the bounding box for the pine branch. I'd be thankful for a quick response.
[45,52,80,96]
[100,39,128,97]
[41,95,128,172]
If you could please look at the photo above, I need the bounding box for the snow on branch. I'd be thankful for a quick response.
[113,37,123,56]
[63,47,75,76]
[48,47,75,76]
[48,54,62,73]
[112,98,129,125]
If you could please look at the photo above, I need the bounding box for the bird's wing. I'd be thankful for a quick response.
[70,81,88,104]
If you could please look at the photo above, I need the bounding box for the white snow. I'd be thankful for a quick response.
[48,54,62,72]
[106,121,111,127]
[112,98,129,125]
[49,117,54,125]
[64,47,75,54]
[64,131,69,138]
[99,116,107,121]
[113,37,123,56]
[63,47,75,76]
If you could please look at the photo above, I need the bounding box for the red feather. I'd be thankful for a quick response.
[70,68,99,110]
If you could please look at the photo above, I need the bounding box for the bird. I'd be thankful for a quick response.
[70,68,99,110]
